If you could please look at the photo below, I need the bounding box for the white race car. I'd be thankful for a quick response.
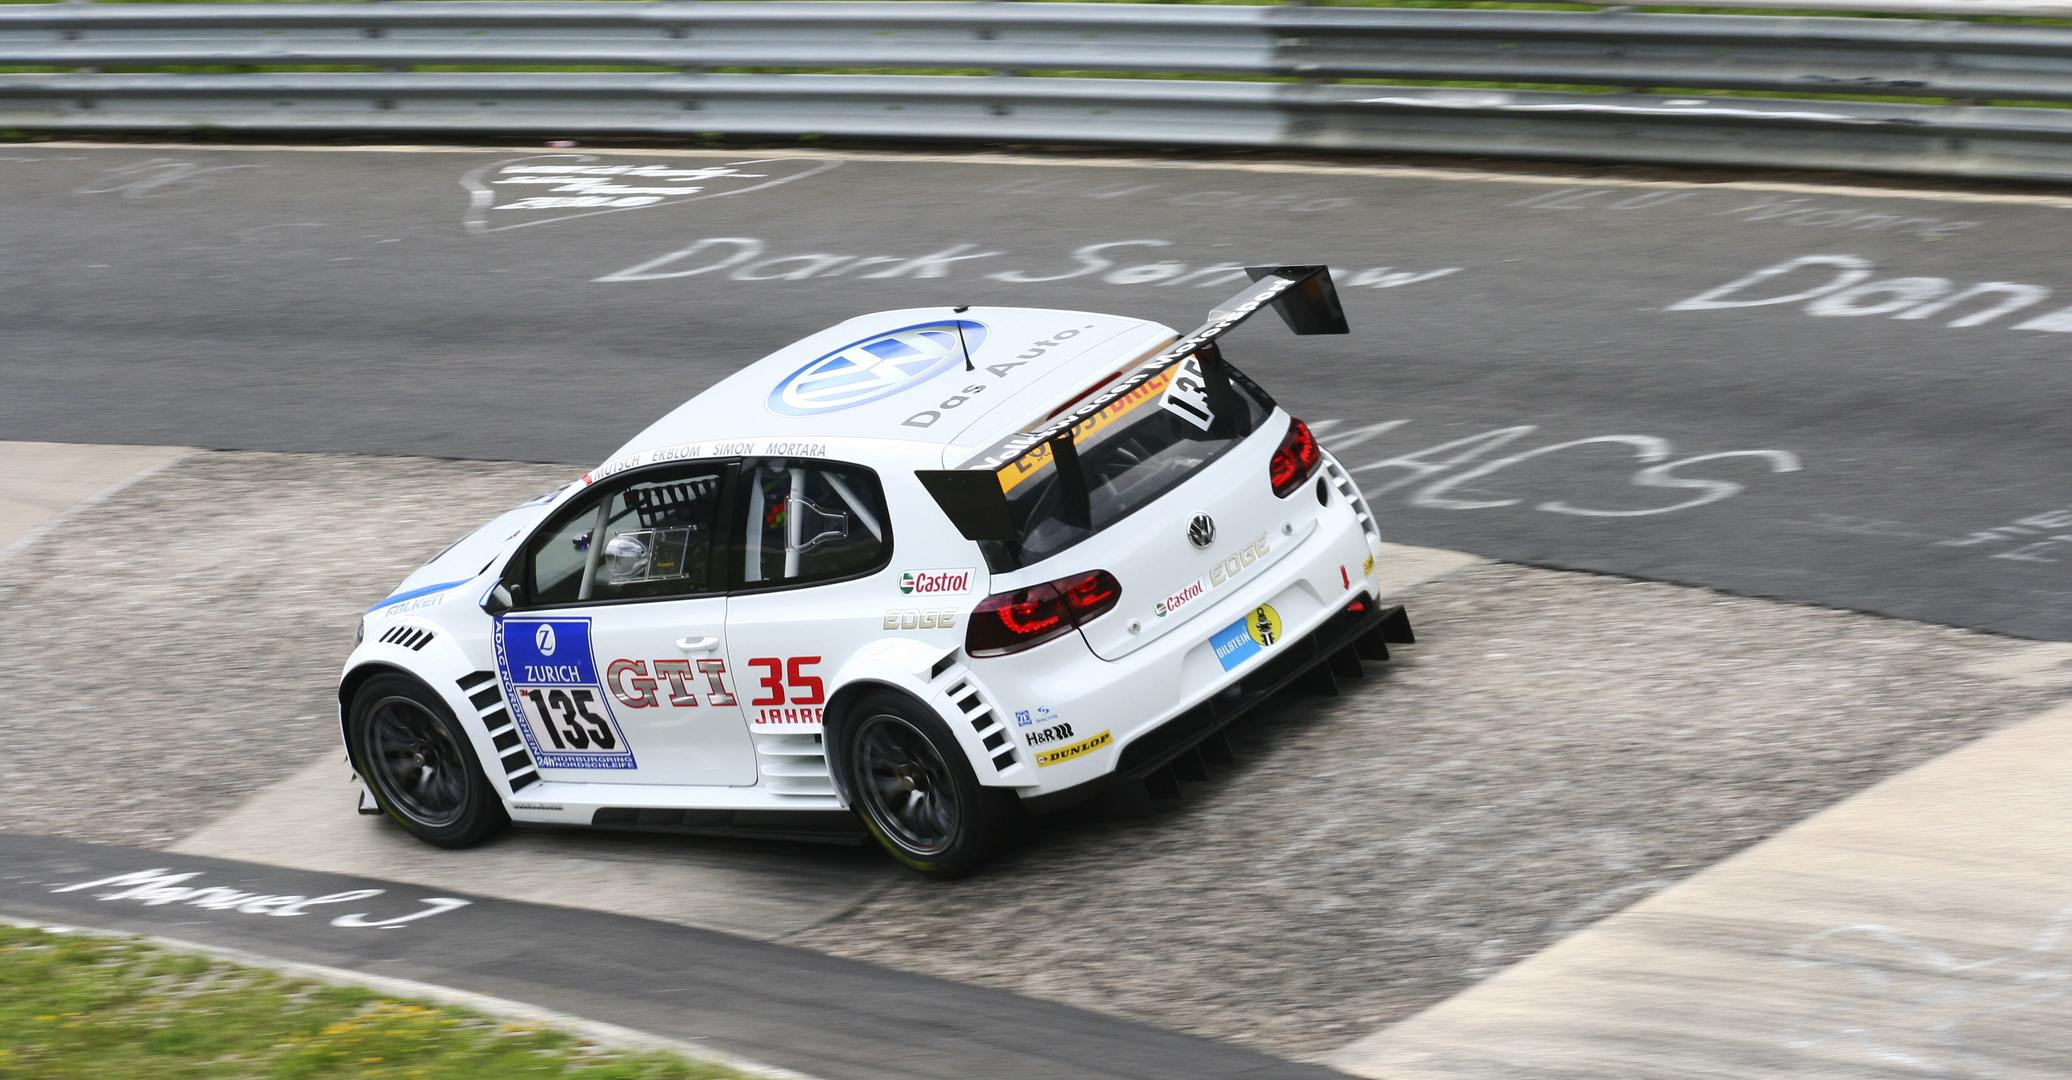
[342,265,1414,875]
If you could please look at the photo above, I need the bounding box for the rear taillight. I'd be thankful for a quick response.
[967,569,1123,657]
[1270,417,1323,498]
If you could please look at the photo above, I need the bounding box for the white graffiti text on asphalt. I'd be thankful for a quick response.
[596,235,1459,290]
[1941,506,2072,563]
[1318,420,1801,518]
[52,868,470,929]
[1670,254,2072,332]
[460,155,841,235]
[74,159,262,199]
[1782,903,2072,1077]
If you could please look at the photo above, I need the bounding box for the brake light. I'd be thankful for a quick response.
[1058,569,1122,622]
[1269,417,1324,498]
[967,569,1123,657]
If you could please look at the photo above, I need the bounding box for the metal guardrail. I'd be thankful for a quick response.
[7,2,2072,182]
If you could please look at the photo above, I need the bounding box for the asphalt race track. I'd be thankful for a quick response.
[4,144,2072,639]
[0,832,1339,1080]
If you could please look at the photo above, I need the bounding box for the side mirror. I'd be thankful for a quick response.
[483,559,524,616]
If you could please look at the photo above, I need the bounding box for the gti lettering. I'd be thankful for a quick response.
[607,659,658,708]
[698,659,736,705]
[606,658,730,706]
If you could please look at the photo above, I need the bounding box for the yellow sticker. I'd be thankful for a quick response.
[995,366,1178,495]
[1362,554,1375,576]
[1246,604,1284,648]
[1034,729,1113,768]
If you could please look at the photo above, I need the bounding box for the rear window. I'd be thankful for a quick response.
[991,354,1273,566]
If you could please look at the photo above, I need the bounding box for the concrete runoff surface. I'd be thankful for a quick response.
[1332,697,2072,1080]
[4,145,2072,639]
[0,439,187,551]
[4,445,2071,1068]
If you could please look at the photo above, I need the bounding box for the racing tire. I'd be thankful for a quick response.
[842,691,1016,877]
[347,672,508,849]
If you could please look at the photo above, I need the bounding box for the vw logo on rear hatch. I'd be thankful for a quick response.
[767,320,987,417]
[1187,513,1216,549]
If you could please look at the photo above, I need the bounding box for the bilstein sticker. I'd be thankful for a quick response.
[1210,604,1283,672]
[768,321,986,417]
[1034,729,1112,767]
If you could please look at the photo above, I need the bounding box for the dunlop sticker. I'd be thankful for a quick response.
[1034,729,1113,768]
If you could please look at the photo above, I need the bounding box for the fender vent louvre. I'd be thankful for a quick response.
[379,625,436,651]
[466,682,538,796]
[457,670,496,692]
[935,668,1021,776]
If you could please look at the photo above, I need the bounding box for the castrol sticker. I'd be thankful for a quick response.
[900,567,975,595]
[1156,576,1208,619]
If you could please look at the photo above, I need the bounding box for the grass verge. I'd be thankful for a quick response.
[0,924,748,1080]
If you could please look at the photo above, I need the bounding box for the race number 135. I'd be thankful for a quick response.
[518,686,617,751]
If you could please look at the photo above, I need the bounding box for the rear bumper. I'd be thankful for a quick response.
[1020,598,1413,815]
[1117,598,1411,779]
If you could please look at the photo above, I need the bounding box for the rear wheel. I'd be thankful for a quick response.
[844,692,1013,877]
[348,673,507,849]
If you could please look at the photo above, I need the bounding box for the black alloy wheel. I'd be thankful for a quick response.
[856,713,961,856]
[349,673,507,848]
[843,691,1016,876]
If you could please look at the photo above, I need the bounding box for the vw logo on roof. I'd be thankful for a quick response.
[767,320,987,417]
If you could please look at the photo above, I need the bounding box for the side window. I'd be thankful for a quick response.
[736,459,891,590]
[528,465,728,605]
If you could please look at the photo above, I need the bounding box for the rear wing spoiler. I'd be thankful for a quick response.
[917,265,1348,543]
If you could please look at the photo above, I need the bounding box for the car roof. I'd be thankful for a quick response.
[598,306,1179,476]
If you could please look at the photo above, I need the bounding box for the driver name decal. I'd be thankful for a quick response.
[496,617,638,770]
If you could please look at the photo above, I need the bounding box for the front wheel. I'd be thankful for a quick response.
[348,672,507,849]
[843,692,1014,877]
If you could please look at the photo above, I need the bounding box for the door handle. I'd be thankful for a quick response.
[675,636,720,653]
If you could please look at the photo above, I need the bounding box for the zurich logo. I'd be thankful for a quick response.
[535,624,556,657]
[1188,513,1216,549]
[767,320,986,417]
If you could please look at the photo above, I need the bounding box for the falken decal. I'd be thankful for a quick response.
[496,617,638,770]
[767,320,987,417]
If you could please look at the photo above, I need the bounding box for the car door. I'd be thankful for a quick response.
[723,458,900,740]
[499,461,757,787]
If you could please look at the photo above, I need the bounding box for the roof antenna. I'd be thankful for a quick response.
[952,305,974,372]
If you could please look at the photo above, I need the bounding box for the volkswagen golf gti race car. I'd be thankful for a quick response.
[342,265,1414,875]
